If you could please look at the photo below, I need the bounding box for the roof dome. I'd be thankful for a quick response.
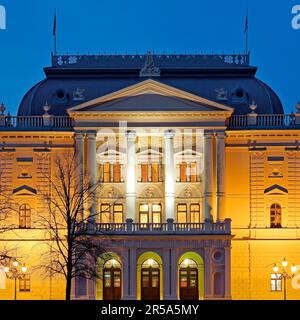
[18,54,284,116]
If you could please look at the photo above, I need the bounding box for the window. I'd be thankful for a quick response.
[19,204,31,229]
[139,204,149,224]
[271,274,282,291]
[190,204,200,223]
[271,204,282,228]
[113,204,123,223]
[190,162,197,183]
[100,204,123,223]
[180,163,187,182]
[151,164,159,183]
[100,204,110,223]
[152,204,161,224]
[177,204,187,223]
[103,163,110,183]
[19,275,30,292]
[140,164,161,183]
[178,162,199,182]
[113,163,121,183]
[141,164,149,183]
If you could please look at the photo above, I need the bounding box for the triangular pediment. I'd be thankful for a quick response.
[13,185,37,196]
[264,184,288,195]
[67,79,233,114]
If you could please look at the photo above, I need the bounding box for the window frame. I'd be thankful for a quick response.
[270,203,282,228]
[100,203,111,223]
[190,203,201,223]
[19,204,31,229]
[271,273,282,292]
[177,204,188,223]
[19,274,31,292]
[113,204,123,224]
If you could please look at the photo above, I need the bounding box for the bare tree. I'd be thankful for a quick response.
[37,152,107,300]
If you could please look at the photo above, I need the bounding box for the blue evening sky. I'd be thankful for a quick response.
[0,0,299,114]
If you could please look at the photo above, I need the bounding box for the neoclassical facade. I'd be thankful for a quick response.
[0,53,299,300]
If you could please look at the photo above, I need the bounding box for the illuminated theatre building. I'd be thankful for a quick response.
[0,53,300,301]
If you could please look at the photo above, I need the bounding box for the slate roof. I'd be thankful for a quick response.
[18,53,284,116]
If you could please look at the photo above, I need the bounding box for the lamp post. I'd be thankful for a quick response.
[273,258,297,300]
[4,260,28,300]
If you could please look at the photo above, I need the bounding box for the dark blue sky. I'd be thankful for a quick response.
[0,0,299,114]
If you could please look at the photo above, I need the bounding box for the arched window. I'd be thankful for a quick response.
[19,204,31,229]
[270,204,282,228]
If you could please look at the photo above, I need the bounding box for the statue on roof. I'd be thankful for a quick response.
[140,51,160,77]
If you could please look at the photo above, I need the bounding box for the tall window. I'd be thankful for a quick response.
[141,164,149,183]
[140,164,161,182]
[113,163,121,183]
[19,204,31,229]
[103,163,110,183]
[270,204,282,228]
[19,275,30,292]
[179,163,187,182]
[190,162,197,183]
[151,164,159,183]
[177,204,187,223]
[178,162,199,182]
[271,274,282,291]
[190,204,200,223]
[102,163,121,183]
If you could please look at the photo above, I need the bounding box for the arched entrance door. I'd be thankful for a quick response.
[103,259,122,300]
[141,259,160,300]
[179,259,199,300]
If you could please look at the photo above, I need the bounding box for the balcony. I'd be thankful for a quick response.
[84,218,231,236]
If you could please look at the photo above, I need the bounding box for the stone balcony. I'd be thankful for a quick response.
[83,218,232,236]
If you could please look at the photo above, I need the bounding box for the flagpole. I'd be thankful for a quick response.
[53,10,57,56]
[245,9,249,55]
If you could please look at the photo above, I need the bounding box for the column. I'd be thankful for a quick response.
[204,247,212,299]
[75,133,85,220]
[87,132,97,225]
[123,248,137,300]
[164,130,175,221]
[163,248,178,300]
[126,131,137,221]
[216,132,226,222]
[224,247,231,299]
[204,131,214,222]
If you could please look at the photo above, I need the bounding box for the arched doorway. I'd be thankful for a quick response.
[178,252,204,300]
[137,252,163,300]
[179,259,198,300]
[141,259,160,300]
[103,259,122,300]
[96,253,122,300]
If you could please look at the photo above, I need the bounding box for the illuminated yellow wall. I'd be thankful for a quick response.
[1,129,300,300]
[226,130,300,300]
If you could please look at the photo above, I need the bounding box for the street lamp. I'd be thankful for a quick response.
[4,260,28,300]
[272,258,297,300]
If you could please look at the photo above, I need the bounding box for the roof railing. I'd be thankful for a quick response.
[0,115,72,130]
[228,114,298,129]
[0,114,299,131]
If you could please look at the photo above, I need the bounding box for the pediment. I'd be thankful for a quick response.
[264,184,288,195]
[68,79,233,114]
[13,185,37,196]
